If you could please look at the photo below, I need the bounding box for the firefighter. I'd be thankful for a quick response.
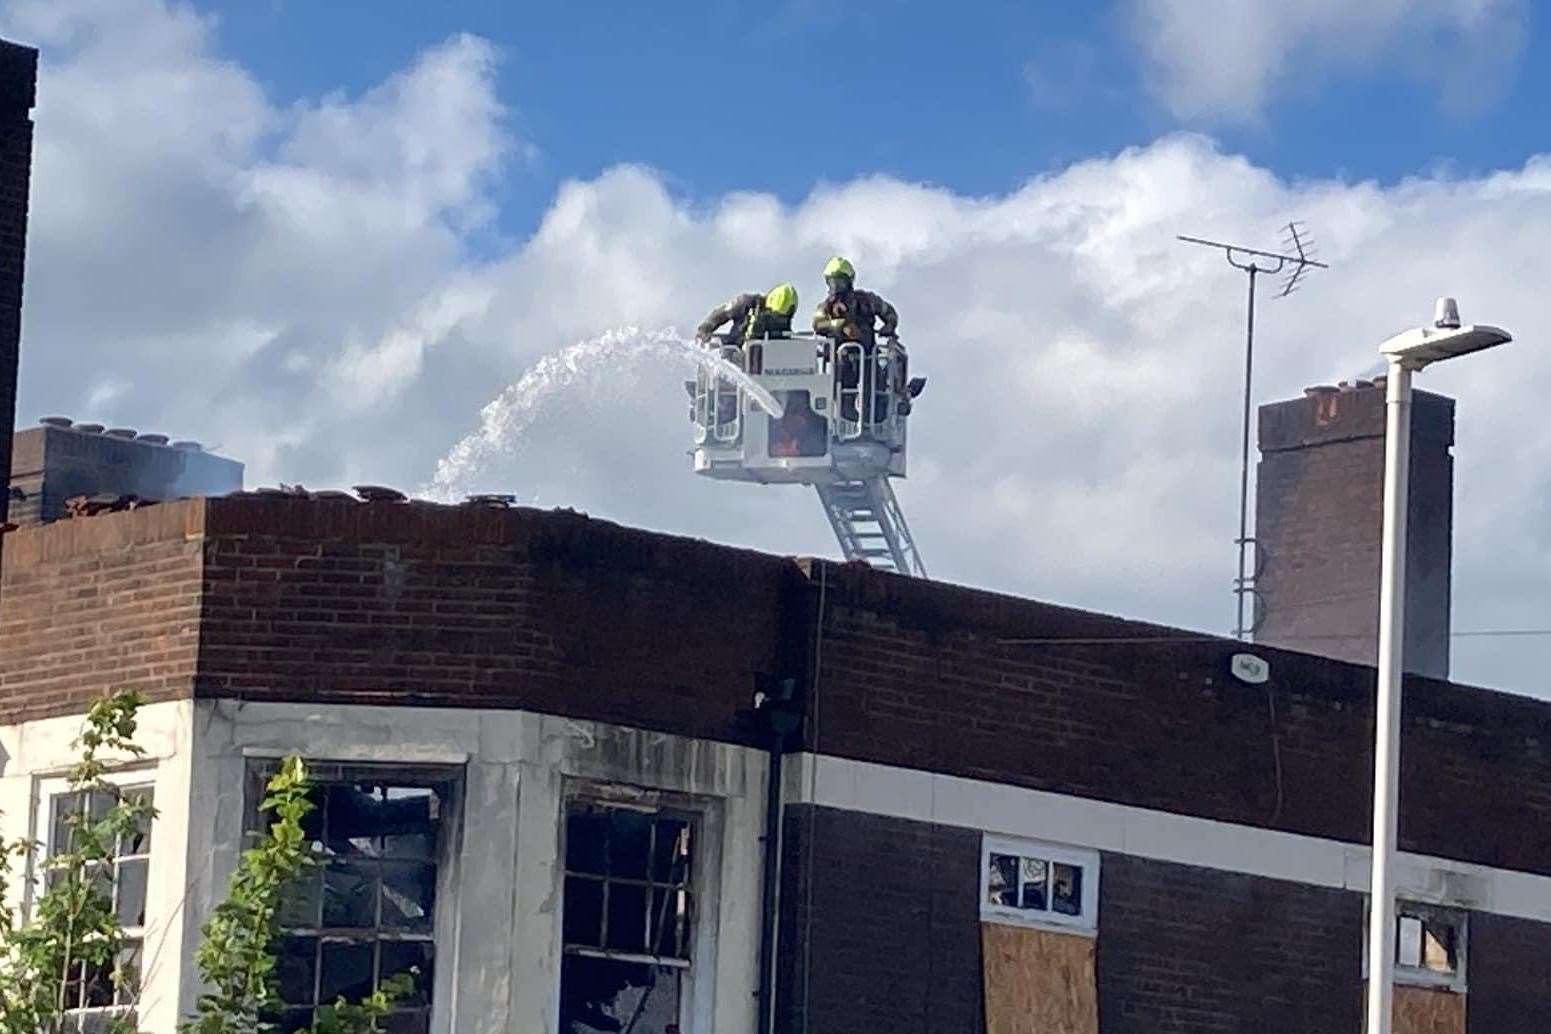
[811,257,913,419]
[695,283,800,349]
[810,256,898,349]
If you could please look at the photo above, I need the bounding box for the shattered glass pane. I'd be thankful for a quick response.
[649,888,691,959]
[380,940,434,1006]
[987,853,1019,907]
[566,811,609,875]
[381,1012,431,1034]
[559,956,681,1034]
[1422,919,1458,974]
[276,936,318,1005]
[119,789,154,856]
[318,940,375,1004]
[326,786,383,858]
[53,792,83,855]
[278,869,324,929]
[323,861,379,928]
[114,942,142,1005]
[610,811,652,879]
[651,819,691,882]
[82,955,115,1007]
[116,858,149,928]
[380,862,436,933]
[607,882,649,953]
[1019,858,1048,911]
[1397,915,1424,968]
[564,877,605,949]
[1051,862,1083,916]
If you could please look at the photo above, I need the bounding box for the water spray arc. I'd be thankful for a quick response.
[1178,224,1328,640]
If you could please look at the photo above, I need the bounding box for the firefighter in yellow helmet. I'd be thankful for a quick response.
[695,283,800,348]
[811,257,912,418]
[811,256,898,349]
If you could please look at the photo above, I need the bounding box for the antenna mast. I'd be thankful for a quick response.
[1178,224,1328,640]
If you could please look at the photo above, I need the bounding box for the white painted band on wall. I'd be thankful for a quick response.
[784,752,1551,926]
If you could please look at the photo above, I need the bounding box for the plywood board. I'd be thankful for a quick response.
[1393,985,1466,1034]
[982,921,1098,1034]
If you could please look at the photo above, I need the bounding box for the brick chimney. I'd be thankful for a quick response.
[1253,381,1455,677]
[8,421,243,524]
[0,40,36,539]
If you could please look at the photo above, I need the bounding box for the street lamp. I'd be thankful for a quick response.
[1365,297,1511,1034]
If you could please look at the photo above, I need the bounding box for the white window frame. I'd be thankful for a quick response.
[33,767,158,1030]
[980,833,1100,934]
[1364,900,1468,993]
[558,785,721,1034]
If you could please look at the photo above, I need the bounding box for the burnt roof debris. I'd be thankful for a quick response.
[63,493,152,518]
[353,484,408,503]
[466,494,516,508]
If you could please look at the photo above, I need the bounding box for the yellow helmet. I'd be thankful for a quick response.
[822,256,855,280]
[765,282,799,316]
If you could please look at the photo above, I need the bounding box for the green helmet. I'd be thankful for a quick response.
[765,282,799,316]
[822,256,855,281]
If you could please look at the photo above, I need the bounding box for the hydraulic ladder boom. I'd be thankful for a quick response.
[815,477,927,578]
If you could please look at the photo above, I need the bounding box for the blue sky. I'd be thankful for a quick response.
[8,0,1551,693]
[201,0,1542,239]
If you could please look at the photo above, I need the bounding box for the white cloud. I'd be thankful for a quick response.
[9,0,1551,694]
[1128,0,1529,122]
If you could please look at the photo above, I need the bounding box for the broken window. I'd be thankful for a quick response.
[45,782,154,1032]
[1394,904,1466,990]
[250,763,456,1034]
[981,835,1098,932]
[559,800,696,1034]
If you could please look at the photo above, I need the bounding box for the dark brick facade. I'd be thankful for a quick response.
[0,40,36,579]
[798,559,1551,878]
[776,804,983,1034]
[1096,853,1362,1033]
[1465,912,1551,1034]
[1255,384,1455,677]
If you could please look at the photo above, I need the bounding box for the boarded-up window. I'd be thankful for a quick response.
[1361,985,1466,1034]
[982,922,1098,1034]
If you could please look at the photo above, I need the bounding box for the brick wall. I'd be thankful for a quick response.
[797,560,1551,878]
[193,496,801,746]
[776,804,983,1034]
[5,495,1551,881]
[1465,912,1551,1033]
[0,503,204,721]
[1096,853,1362,1033]
[1255,384,1455,676]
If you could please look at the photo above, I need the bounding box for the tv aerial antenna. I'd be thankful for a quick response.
[1178,223,1328,641]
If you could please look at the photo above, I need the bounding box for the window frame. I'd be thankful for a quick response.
[1364,901,1469,993]
[979,833,1101,934]
[558,785,717,1034]
[245,760,461,1034]
[34,767,158,1031]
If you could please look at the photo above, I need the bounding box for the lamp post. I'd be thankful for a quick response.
[1365,298,1510,1034]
